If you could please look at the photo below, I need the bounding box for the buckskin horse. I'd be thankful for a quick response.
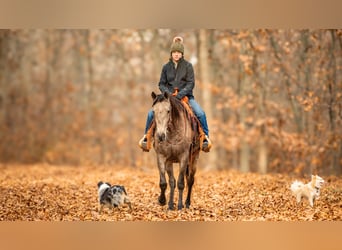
[149,91,203,210]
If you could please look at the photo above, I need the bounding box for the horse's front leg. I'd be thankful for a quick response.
[166,161,175,210]
[157,156,167,206]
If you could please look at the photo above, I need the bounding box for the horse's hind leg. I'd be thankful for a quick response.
[185,156,198,209]
[177,159,189,210]
[166,162,176,210]
[185,171,195,208]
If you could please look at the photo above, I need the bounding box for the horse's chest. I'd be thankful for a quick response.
[154,142,188,159]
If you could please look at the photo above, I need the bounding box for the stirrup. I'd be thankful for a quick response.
[202,135,212,152]
[138,135,149,152]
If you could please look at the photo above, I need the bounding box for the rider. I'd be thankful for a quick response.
[139,36,212,152]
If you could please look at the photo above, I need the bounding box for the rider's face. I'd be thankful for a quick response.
[171,51,183,62]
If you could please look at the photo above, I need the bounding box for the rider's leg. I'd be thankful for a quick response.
[188,98,212,152]
[139,109,154,151]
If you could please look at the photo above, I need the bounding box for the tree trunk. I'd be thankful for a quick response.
[198,29,216,170]
[268,32,303,133]
[250,36,268,174]
[238,38,250,173]
[327,30,340,175]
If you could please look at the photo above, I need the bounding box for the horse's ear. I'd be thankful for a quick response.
[151,92,157,100]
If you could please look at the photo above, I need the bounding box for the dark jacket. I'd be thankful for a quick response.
[158,57,195,99]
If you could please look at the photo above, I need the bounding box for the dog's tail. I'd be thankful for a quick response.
[290,180,304,194]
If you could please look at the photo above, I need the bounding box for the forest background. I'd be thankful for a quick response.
[0,29,341,176]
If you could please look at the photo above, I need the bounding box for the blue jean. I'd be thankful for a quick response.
[144,97,209,136]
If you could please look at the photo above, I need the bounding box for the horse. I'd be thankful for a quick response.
[150,91,202,210]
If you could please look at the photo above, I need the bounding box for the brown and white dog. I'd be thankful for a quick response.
[290,175,324,207]
[97,181,132,213]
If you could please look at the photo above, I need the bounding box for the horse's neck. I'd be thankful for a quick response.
[169,112,193,139]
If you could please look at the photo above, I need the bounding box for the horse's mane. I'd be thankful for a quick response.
[152,93,190,123]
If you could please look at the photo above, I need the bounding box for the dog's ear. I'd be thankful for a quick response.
[121,185,128,195]
[97,181,104,188]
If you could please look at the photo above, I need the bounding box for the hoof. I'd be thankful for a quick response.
[158,196,166,206]
[168,202,175,211]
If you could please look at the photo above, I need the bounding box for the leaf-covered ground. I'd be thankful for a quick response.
[0,164,341,221]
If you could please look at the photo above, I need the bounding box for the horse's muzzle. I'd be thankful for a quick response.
[157,133,166,142]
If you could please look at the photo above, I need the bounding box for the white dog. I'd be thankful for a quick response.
[290,175,324,207]
[97,181,132,213]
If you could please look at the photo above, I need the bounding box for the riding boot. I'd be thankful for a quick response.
[138,135,149,152]
[202,135,212,152]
